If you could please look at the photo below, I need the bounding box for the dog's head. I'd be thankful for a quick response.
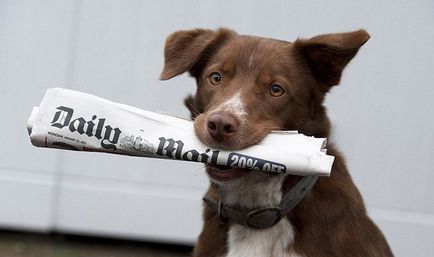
[160,28,369,183]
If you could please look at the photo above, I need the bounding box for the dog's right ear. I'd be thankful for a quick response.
[160,28,235,80]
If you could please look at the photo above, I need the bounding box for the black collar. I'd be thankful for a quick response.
[203,175,318,229]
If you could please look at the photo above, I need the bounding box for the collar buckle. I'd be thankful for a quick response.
[245,207,282,229]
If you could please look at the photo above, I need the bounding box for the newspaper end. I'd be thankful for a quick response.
[27,106,39,135]
[310,154,335,176]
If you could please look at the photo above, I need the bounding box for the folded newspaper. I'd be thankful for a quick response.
[27,88,334,176]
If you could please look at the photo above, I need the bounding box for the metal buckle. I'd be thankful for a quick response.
[245,207,283,229]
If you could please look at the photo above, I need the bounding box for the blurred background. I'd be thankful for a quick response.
[1,0,433,256]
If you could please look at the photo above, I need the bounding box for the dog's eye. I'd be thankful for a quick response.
[209,72,222,85]
[269,84,285,97]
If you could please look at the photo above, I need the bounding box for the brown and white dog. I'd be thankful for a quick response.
[160,28,393,257]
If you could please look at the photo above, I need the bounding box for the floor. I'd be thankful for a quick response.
[0,230,192,257]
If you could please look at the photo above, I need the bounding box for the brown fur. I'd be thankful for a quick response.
[160,28,393,257]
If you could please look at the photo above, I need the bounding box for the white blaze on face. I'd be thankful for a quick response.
[212,91,247,122]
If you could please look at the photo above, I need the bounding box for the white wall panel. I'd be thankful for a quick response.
[0,169,55,231]
[0,0,74,230]
[0,0,74,172]
[55,175,203,244]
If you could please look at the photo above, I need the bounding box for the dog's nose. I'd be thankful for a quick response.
[207,111,238,142]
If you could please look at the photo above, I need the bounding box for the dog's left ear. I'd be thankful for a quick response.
[292,29,370,90]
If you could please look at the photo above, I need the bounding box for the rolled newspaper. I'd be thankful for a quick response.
[27,88,334,176]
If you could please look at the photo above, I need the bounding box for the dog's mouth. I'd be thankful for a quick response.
[206,164,250,181]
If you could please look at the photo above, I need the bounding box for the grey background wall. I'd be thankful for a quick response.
[1,1,433,256]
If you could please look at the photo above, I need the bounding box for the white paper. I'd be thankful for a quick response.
[27,88,334,176]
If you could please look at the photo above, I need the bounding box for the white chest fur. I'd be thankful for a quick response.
[226,219,294,257]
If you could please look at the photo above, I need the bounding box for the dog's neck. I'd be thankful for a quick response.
[217,172,287,209]
[215,172,300,257]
